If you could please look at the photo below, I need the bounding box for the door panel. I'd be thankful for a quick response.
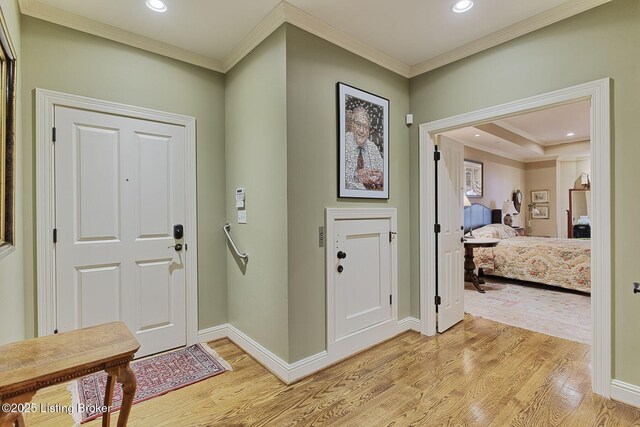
[136,133,171,238]
[77,264,121,328]
[136,259,173,331]
[55,106,186,357]
[334,219,391,340]
[437,136,465,332]
[75,125,120,242]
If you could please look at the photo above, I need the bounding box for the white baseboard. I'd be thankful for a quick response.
[197,316,420,384]
[611,380,640,409]
[398,316,421,332]
[197,324,229,343]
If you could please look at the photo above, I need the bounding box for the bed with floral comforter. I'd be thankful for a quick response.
[470,225,591,293]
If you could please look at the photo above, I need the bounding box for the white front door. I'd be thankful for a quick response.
[334,218,392,340]
[437,136,465,332]
[54,105,187,357]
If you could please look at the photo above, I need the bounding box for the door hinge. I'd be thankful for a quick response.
[53,228,57,243]
[389,231,397,242]
[390,295,392,305]
[435,295,441,306]
[52,127,56,143]
[434,151,441,161]
[434,224,441,233]
[54,329,58,334]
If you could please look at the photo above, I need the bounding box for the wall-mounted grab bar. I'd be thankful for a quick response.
[223,223,248,261]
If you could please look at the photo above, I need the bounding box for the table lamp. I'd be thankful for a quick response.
[502,200,518,226]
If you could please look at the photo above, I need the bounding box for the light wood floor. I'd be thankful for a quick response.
[24,315,640,426]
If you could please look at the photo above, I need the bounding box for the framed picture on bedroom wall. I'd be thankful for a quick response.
[531,205,550,219]
[531,190,549,203]
[464,159,483,198]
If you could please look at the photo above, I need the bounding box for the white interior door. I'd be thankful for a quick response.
[334,219,392,340]
[54,105,187,357]
[437,136,465,332]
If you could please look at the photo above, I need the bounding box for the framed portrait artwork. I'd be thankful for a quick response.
[337,82,389,199]
[531,190,549,203]
[464,159,483,198]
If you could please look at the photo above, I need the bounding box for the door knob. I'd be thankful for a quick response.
[169,243,183,252]
[337,251,347,259]
[337,265,344,273]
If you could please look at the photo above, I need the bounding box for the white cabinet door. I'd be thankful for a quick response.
[334,218,391,340]
[54,106,186,357]
[437,136,465,332]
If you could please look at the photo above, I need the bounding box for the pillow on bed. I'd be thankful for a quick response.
[470,224,519,239]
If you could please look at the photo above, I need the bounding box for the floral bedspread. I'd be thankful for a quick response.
[474,236,591,293]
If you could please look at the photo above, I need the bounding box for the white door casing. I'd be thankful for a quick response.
[419,78,611,397]
[36,89,199,354]
[334,218,391,340]
[436,136,465,332]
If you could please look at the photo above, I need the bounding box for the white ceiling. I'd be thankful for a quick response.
[290,0,569,65]
[442,100,591,162]
[25,0,610,75]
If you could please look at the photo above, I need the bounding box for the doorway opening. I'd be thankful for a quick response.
[443,100,591,345]
[419,79,611,397]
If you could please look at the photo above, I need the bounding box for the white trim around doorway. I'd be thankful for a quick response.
[35,88,199,348]
[418,78,611,398]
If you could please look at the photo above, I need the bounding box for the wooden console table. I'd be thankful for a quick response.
[0,322,139,427]
[464,238,500,293]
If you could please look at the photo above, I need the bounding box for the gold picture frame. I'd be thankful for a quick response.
[0,5,17,255]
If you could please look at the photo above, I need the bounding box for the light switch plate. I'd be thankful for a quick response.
[237,210,247,224]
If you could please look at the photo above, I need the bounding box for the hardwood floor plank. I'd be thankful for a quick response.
[21,317,640,426]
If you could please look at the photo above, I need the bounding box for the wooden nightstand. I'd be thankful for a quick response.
[512,227,525,236]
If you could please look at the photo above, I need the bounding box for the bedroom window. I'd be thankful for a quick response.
[0,6,16,259]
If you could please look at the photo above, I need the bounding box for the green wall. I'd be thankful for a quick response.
[286,25,411,362]
[0,0,23,345]
[410,0,640,385]
[225,26,290,361]
[20,17,228,335]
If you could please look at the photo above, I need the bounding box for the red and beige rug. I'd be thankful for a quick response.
[69,343,231,424]
[464,277,591,344]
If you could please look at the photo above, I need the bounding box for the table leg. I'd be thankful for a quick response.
[105,362,137,427]
[0,392,36,427]
[102,373,115,427]
[117,363,136,427]
[464,246,485,293]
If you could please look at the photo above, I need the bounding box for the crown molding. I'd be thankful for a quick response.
[18,0,224,73]
[18,0,611,78]
[221,2,288,72]
[460,139,527,163]
[279,2,411,77]
[409,0,613,78]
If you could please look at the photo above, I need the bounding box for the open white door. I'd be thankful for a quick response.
[436,136,465,332]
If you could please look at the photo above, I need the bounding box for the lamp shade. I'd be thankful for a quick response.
[464,195,472,207]
[502,200,518,215]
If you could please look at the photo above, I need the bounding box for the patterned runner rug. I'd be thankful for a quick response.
[69,343,231,424]
[465,277,591,344]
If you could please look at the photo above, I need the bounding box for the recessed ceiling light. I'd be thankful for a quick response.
[452,0,474,13]
[566,132,575,137]
[146,0,167,13]
[474,134,480,137]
